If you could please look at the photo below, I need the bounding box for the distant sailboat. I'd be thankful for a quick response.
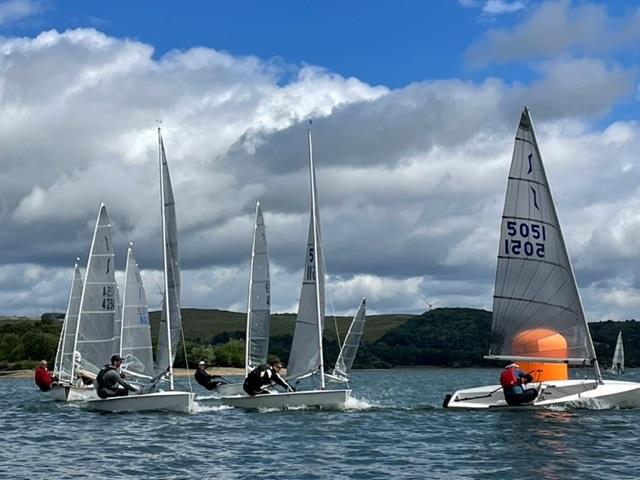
[88,128,195,412]
[444,107,640,409]
[328,297,367,383]
[222,127,350,409]
[214,201,271,396]
[610,331,624,375]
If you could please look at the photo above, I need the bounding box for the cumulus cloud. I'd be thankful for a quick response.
[466,0,640,66]
[0,26,639,322]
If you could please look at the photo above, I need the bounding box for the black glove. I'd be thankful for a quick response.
[120,372,126,379]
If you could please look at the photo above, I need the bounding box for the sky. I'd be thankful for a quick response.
[0,0,639,321]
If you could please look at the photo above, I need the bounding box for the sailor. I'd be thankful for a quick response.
[615,362,623,374]
[96,354,137,399]
[34,360,58,392]
[243,359,295,396]
[194,361,227,390]
[500,363,538,406]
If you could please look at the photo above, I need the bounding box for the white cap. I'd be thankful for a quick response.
[198,360,206,366]
[505,363,519,368]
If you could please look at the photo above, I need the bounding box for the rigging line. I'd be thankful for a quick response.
[180,320,193,393]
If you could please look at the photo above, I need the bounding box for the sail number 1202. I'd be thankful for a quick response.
[504,221,546,258]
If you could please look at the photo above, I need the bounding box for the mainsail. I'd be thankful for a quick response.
[245,201,271,374]
[154,128,182,386]
[488,108,597,366]
[121,245,154,378]
[112,284,122,358]
[287,129,326,383]
[54,261,83,383]
[71,203,117,379]
[610,331,624,374]
[333,297,367,379]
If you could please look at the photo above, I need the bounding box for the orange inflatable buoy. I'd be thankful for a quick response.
[513,328,568,382]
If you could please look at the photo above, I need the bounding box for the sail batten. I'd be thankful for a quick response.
[490,108,598,369]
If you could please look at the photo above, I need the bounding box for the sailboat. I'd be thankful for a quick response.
[327,297,367,383]
[46,259,96,401]
[87,128,195,413]
[610,331,624,375]
[444,107,640,409]
[214,201,271,396]
[222,128,350,409]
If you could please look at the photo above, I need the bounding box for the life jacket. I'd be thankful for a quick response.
[194,367,209,386]
[500,368,519,390]
[244,364,271,390]
[96,365,115,390]
[34,367,53,392]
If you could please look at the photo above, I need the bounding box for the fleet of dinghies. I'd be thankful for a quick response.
[443,107,640,409]
[38,107,640,414]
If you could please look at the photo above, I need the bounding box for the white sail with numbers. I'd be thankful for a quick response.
[488,108,598,369]
[287,129,326,385]
[54,262,83,383]
[70,203,117,379]
[245,201,271,374]
[120,245,154,378]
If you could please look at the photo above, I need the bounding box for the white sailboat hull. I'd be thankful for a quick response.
[86,391,194,413]
[444,379,640,409]
[221,389,351,410]
[43,384,97,402]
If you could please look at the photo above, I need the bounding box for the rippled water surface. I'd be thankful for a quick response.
[3,368,640,479]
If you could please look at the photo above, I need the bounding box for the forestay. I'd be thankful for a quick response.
[333,297,367,379]
[610,331,624,374]
[54,262,83,384]
[245,201,271,374]
[121,246,154,378]
[287,130,326,382]
[154,129,182,380]
[488,108,597,364]
[71,204,117,379]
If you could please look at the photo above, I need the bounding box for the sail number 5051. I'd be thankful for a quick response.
[504,221,546,258]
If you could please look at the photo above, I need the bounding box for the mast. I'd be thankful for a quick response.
[159,127,175,390]
[525,108,603,384]
[244,202,259,375]
[308,128,325,389]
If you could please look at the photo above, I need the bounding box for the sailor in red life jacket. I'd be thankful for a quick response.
[500,363,538,406]
[34,360,58,392]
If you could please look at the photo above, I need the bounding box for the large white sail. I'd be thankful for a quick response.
[489,108,597,365]
[245,201,271,374]
[121,245,154,378]
[287,130,325,383]
[610,331,624,374]
[333,297,367,379]
[154,128,182,385]
[71,203,117,379]
[54,262,83,383]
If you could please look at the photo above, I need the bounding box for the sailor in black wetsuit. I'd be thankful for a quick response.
[96,355,137,399]
[243,360,295,396]
[194,361,227,390]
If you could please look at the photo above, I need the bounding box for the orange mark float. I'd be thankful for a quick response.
[513,328,568,382]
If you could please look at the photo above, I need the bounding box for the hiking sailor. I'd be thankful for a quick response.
[500,363,538,406]
[96,354,137,399]
[243,360,295,396]
[194,360,227,390]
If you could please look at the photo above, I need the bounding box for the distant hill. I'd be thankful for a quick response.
[2,307,639,370]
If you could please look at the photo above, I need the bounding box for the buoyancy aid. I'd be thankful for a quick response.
[500,368,519,390]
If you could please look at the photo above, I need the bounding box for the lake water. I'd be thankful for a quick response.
[3,368,640,479]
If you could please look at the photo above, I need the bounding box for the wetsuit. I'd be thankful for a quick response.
[243,364,295,396]
[502,368,538,406]
[34,366,55,392]
[96,366,137,399]
[194,366,226,391]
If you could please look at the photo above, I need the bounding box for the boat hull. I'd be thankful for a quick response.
[43,384,97,402]
[212,382,245,397]
[86,391,195,413]
[221,389,351,410]
[444,379,640,409]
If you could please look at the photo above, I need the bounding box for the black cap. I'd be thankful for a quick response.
[111,354,123,363]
